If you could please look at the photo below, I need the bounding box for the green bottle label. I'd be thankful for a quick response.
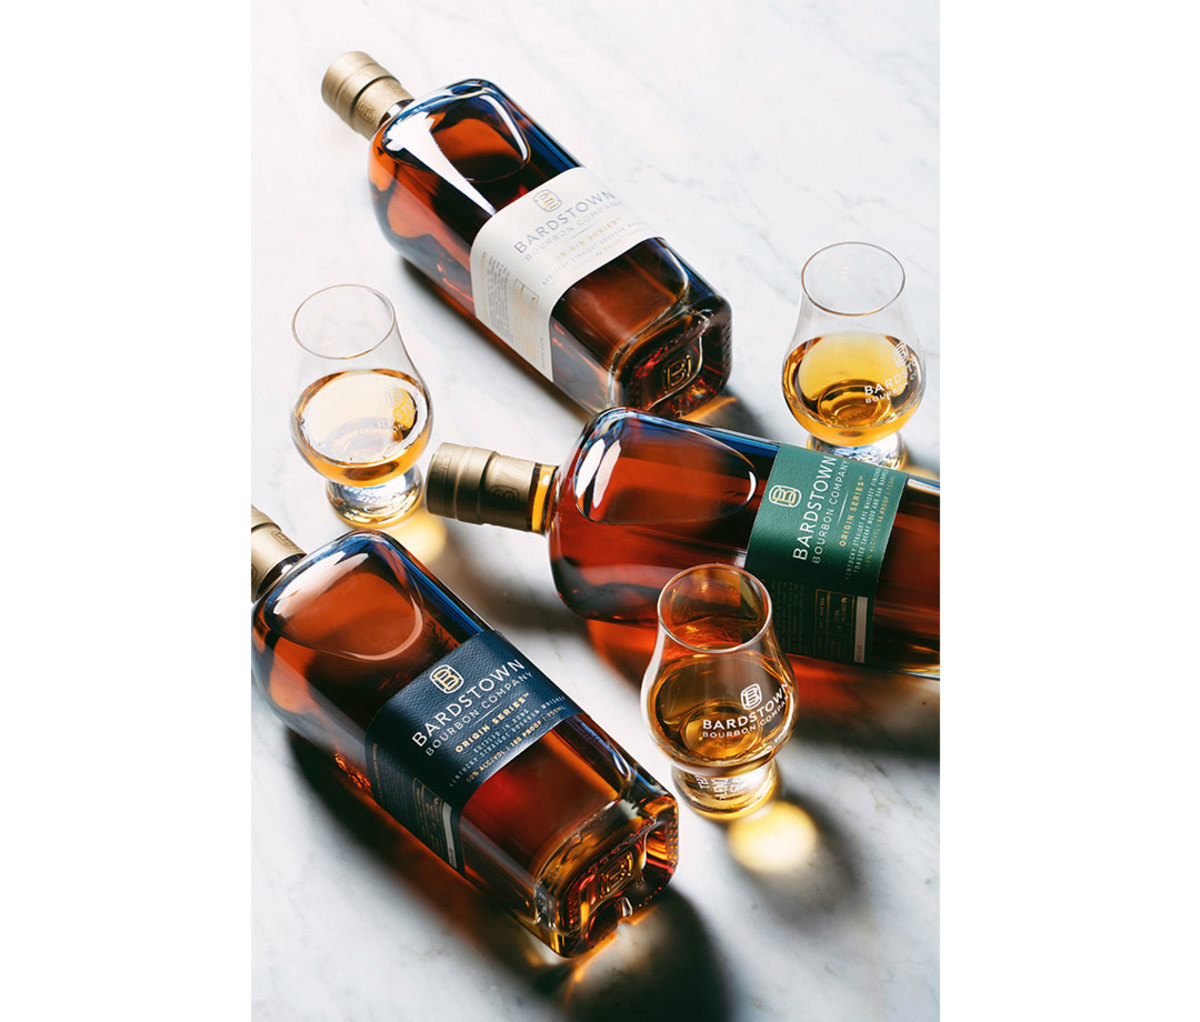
[744,446,905,663]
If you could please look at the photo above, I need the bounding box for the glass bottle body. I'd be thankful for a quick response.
[251,529,678,956]
[540,410,939,677]
[365,80,731,416]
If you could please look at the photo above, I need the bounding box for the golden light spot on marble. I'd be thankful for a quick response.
[726,801,820,873]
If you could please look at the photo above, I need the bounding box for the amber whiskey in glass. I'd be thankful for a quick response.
[322,52,732,416]
[250,507,679,956]
[426,409,940,677]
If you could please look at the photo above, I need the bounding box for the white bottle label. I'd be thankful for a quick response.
[469,167,657,379]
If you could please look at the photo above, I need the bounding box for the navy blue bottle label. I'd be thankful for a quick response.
[744,446,905,663]
[364,630,580,873]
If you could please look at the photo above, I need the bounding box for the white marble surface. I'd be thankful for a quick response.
[252,1,939,1018]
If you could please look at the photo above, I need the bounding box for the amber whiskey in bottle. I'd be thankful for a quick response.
[425,409,940,677]
[321,52,732,416]
[250,507,679,956]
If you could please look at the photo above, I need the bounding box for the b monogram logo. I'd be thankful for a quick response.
[430,666,464,694]
[768,485,802,507]
[740,684,763,710]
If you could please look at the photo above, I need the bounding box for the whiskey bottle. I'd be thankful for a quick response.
[322,52,732,417]
[425,409,940,677]
[250,507,679,956]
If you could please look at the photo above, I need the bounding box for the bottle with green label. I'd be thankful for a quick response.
[250,507,679,957]
[426,409,940,677]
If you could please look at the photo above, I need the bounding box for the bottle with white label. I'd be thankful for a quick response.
[322,52,732,416]
[250,506,679,956]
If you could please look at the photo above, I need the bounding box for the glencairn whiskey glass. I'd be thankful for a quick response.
[290,284,432,526]
[782,242,925,468]
[642,565,798,819]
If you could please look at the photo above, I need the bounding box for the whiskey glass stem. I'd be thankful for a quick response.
[806,431,905,469]
[671,760,780,819]
[325,465,424,526]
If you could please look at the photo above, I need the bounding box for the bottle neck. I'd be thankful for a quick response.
[251,507,306,601]
[425,444,558,534]
[527,463,558,534]
[321,52,414,140]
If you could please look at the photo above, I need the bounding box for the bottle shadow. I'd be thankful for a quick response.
[554,889,734,1022]
[681,388,774,438]
[586,619,939,758]
[284,733,735,1022]
[399,261,591,424]
[423,531,585,637]
[717,784,862,928]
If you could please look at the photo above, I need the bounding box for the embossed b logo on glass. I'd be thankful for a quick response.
[740,683,763,710]
[663,353,693,390]
[430,666,464,694]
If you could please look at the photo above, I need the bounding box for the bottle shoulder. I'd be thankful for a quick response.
[382,78,515,125]
[253,529,485,640]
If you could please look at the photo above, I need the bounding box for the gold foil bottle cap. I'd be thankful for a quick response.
[251,506,305,601]
[322,51,415,139]
[426,444,549,532]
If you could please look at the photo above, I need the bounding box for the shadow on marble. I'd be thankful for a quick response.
[586,619,939,758]
[683,389,774,438]
[435,562,584,638]
[787,666,939,759]
[399,260,593,426]
[465,585,581,637]
[286,733,568,978]
[285,734,732,1021]
[721,786,862,928]
[555,890,734,1022]
[379,505,452,567]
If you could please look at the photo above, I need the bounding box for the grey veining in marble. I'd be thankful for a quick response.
[253,1,938,1018]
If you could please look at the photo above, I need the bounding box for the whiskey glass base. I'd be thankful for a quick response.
[805,432,906,469]
[325,466,423,527]
[670,760,780,820]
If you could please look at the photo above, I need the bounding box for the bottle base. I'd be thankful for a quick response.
[615,297,732,418]
[531,780,679,956]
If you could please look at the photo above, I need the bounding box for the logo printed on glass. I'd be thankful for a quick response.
[768,484,802,507]
[430,665,464,694]
[533,189,562,212]
[740,683,763,710]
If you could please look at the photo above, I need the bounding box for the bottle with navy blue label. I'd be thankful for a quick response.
[250,507,679,957]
